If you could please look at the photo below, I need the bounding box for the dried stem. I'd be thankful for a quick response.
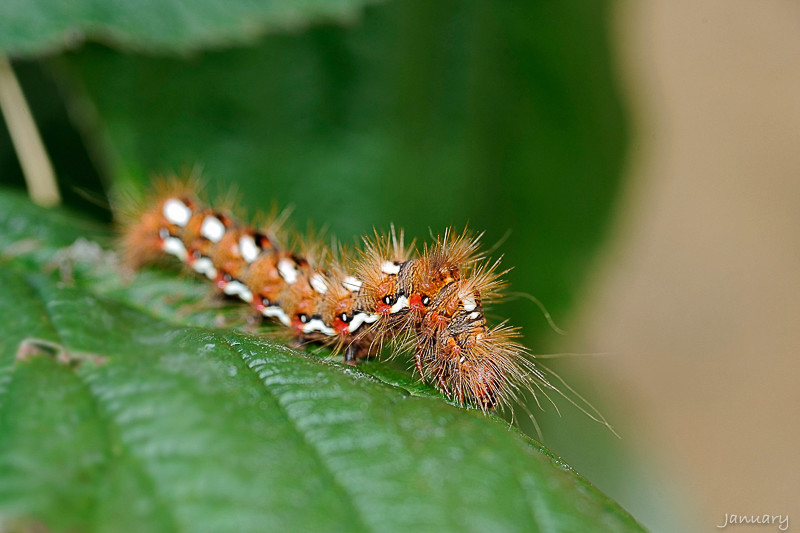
[0,54,60,206]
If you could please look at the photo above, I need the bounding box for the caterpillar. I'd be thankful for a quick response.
[120,176,610,424]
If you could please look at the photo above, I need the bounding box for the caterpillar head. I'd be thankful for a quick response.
[414,264,516,411]
[422,310,527,412]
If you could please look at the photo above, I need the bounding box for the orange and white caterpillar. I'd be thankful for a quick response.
[120,177,606,420]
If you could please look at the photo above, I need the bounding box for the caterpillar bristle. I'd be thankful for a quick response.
[422,227,484,271]
[118,175,612,431]
[291,225,329,269]
[212,184,243,215]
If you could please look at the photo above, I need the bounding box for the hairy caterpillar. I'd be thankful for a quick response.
[121,177,612,425]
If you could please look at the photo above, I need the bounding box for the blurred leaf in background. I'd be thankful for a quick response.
[0,0,387,55]
[0,0,634,530]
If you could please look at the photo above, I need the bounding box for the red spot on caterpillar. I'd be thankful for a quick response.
[290,315,304,332]
[409,293,424,310]
[375,302,391,315]
[332,317,349,335]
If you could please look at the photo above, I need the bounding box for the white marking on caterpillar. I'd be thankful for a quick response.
[200,216,226,243]
[192,257,217,280]
[390,295,409,313]
[163,199,191,227]
[381,261,400,275]
[462,293,477,312]
[468,311,480,320]
[348,312,379,333]
[239,235,260,263]
[342,276,362,292]
[162,236,188,261]
[302,318,336,336]
[310,273,328,294]
[263,306,290,326]
[278,258,298,284]
[224,280,253,303]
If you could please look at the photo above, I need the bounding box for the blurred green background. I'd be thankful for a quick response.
[1,0,637,528]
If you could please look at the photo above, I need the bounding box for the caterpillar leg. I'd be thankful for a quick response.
[242,311,263,333]
[437,374,452,400]
[414,343,425,378]
[343,344,358,366]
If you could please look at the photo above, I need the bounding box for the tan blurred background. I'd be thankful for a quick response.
[569,1,799,531]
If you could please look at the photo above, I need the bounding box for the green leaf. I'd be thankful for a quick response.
[0,192,644,532]
[0,0,383,57]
